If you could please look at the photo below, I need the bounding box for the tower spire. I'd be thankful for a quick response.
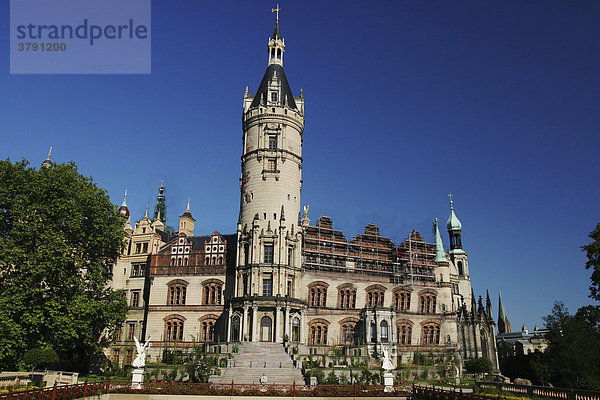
[121,189,128,207]
[268,5,285,66]
[433,218,446,262]
[498,290,511,334]
[153,182,166,224]
[41,147,53,168]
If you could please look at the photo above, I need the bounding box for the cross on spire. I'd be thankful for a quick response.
[448,192,454,207]
[272,4,281,21]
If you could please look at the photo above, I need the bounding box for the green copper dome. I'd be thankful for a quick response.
[446,199,462,231]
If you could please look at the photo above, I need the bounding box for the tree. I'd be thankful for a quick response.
[23,347,58,371]
[541,302,600,390]
[0,159,128,372]
[464,357,493,375]
[582,223,600,301]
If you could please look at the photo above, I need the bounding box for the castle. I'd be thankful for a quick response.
[107,14,498,373]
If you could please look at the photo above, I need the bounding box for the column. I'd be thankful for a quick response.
[227,304,232,343]
[242,306,248,341]
[284,307,290,337]
[252,305,258,342]
[300,310,306,343]
[275,306,281,343]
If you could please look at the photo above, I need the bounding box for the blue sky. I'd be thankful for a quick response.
[1,0,599,329]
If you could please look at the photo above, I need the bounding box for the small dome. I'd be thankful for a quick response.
[446,202,462,231]
[118,205,130,218]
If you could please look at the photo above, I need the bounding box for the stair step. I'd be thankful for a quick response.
[210,342,304,385]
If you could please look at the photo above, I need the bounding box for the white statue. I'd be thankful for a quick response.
[132,336,151,368]
[381,348,394,371]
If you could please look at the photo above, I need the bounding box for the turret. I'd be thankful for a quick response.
[446,193,464,254]
[178,199,195,237]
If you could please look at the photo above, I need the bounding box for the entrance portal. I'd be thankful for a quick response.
[260,316,272,342]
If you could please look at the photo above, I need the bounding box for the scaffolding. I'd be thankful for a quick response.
[302,218,436,284]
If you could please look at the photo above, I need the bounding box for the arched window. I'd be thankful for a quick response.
[202,280,223,305]
[309,282,328,307]
[394,291,411,311]
[366,286,385,307]
[199,315,218,342]
[184,257,189,266]
[338,285,356,309]
[422,323,440,345]
[397,323,412,345]
[164,316,185,341]
[380,320,389,342]
[308,319,329,345]
[170,257,175,266]
[167,280,188,305]
[419,292,437,314]
[339,318,358,345]
[218,256,223,265]
[177,257,182,266]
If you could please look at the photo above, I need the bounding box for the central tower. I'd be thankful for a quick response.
[229,13,306,343]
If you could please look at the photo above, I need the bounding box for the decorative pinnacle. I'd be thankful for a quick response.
[448,192,454,209]
[121,189,128,207]
[186,198,190,213]
[144,205,149,219]
[272,4,281,22]
[46,147,52,161]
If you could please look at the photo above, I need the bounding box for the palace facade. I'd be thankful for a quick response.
[107,16,498,370]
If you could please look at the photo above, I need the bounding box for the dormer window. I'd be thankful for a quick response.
[271,92,278,102]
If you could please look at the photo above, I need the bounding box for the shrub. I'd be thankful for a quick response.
[23,348,58,370]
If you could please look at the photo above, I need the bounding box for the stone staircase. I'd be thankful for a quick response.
[209,342,304,385]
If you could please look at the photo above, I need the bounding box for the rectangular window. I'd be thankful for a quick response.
[288,247,293,266]
[113,349,120,365]
[264,244,274,264]
[243,274,249,295]
[126,349,133,365]
[271,92,278,102]
[142,242,149,253]
[263,274,273,297]
[267,158,277,171]
[135,243,141,253]
[131,291,140,308]
[268,135,277,150]
[127,322,136,341]
[131,263,146,277]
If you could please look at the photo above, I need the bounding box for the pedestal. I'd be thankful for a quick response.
[383,371,394,392]
[131,368,144,389]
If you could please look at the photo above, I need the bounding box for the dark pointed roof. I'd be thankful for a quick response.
[272,21,281,40]
[249,64,297,110]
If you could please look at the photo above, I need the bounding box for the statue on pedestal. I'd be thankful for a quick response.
[131,336,151,389]
[133,336,151,368]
